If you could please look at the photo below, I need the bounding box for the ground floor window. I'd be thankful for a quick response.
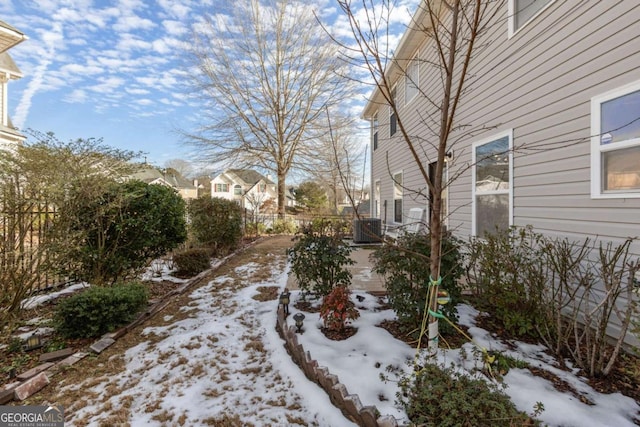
[472,130,512,236]
[393,172,403,223]
[591,80,640,198]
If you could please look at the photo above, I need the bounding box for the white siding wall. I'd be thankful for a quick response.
[369,0,640,345]
[371,1,640,254]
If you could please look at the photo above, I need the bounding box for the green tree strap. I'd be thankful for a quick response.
[429,275,442,287]
[428,309,445,319]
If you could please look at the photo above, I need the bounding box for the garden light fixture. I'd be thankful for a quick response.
[24,333,42,351]
[293,312,305,333]
[279,288,290,316]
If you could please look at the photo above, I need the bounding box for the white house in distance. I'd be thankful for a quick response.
[0,20,27,149]
[210,169,277,213]
[128,165,198,200]
[364,2,640,341]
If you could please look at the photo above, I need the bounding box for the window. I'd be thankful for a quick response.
[405,56,419,104]
[374,180,380,218]
[234,184,243,195]
[214,183,228,192]
[509,0,554,36]
[472,131,512,236]
[389,87,397,136]
[393,172,403,223]
[372,114,379,151]
[259,183,266,193]
[591,81,640,198]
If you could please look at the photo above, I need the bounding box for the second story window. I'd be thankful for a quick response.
[389,87,397,136]
[509,0,554,36]
[234,184,242,195]
[405,56,419,104]
[214,183,228,192]
[373,113,379,151]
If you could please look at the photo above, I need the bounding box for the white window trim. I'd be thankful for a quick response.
[471,129,514,236]
[374,179,381,219]
[404,54,419,106]
[508,0,556,39]
[590,80,640,199]
[389,85,398,137]
[372,112,379,150]
[393,170,403,224]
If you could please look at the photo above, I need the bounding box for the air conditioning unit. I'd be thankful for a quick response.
[353,218,382,243]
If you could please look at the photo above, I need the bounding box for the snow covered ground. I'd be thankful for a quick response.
[30,251,639,426]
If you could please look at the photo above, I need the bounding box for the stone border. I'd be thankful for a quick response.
[275,306,399,427]
[1,239,262,404]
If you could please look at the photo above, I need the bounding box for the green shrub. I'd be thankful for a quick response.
[173,248,211,276]
[371,233,463,337]
[55,180,187,285]
[188,197,243,255]
[270,219,297,234]
[287,225,354,297]
[398,363,537,426]
[54,282,148,338]
[466,226,547,338]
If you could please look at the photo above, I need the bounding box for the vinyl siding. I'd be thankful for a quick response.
[368,0,640,345]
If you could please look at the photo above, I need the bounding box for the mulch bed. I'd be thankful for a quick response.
[320,326,358,341]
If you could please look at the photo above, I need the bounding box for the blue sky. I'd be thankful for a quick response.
[1,0,417,169]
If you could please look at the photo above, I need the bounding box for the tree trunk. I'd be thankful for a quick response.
[277,171,286,220]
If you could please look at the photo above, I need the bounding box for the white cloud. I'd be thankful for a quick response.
[113,15,155,32]
[64,88,88,103]
[162,19,187,36]
[89,76,125,93]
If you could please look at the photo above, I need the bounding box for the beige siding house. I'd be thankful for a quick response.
[364,0,640,344]
[365,0,640,252]
[210,169,277,213]
[0,20,27,149]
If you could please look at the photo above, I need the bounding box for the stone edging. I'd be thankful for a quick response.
[276,307,399,427]
[1,239,262,404]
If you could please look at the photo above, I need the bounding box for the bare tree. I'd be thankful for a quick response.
[336,0,502,353]
[164,159,193,178]
[303,114,365,213]
[183,0,351,219]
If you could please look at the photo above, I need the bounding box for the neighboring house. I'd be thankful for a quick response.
[210,169,277,212]
[286,186,297,208]
[364,3,640,340]
[0,20,27,149]
[129,166,198,200]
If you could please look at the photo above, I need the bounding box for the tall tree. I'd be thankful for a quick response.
[184,0,350,219]
[336,0,502,353]
[303,114,365,213]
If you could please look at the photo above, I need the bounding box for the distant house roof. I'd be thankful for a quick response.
[227,169,274,185]
[129,166,195,190]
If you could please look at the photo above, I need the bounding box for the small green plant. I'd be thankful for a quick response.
[287,225,354,297]
[319,286,360,331]
[6,338,24,353]
[466,226,547,338]
[371,233,463,337]
[270,219,297,234]
[398,362,539,426]
[54,282,148,338]
[172,248,211,276]
[44,337,67,352]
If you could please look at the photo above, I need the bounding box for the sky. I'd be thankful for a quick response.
[0,0,418,170]
[19,252,640,426]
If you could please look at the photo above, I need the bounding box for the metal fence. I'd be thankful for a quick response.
[0,201,66,293]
